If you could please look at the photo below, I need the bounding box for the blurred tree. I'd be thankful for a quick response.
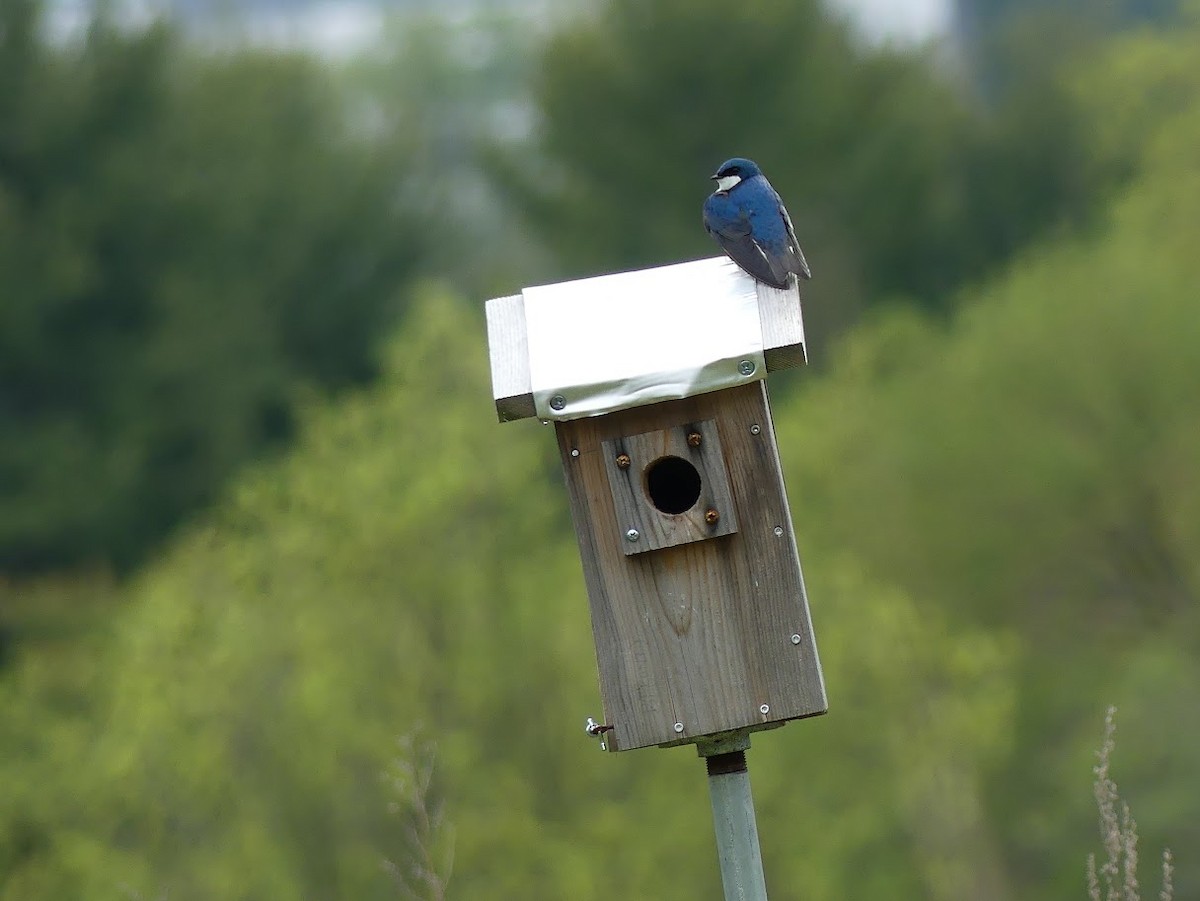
[6,48,1200,885]
[4,9,1200,901]
[781,52,1200,635]
[496,0,1122,340]
[778,28,1200,895]
[949,0,1191,195]
[954,0,1185,66]
[0,291,1024,901]
[0,571,119,895]
[341,10,552,299]
[0,2,421,572]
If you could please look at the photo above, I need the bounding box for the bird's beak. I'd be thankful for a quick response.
[710,174,720,180]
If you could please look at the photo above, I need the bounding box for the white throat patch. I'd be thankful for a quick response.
[715,174,742,193]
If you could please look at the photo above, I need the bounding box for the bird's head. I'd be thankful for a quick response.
[710,157,761,193]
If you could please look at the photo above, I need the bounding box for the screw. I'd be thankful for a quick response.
[570,448,580,458]
[790,633,802,645]
[549,394,566,411]
[615,453,631,470]
[704,508,720,525]
[738,360,756,376]
[759,704,770,715]
[750,423,762,435]
[773,525,784,537]
[673,722,685,733]
[686,431,702,447]
[626,529,640,542]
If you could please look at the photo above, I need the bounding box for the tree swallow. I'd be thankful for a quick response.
[703,157,811,289]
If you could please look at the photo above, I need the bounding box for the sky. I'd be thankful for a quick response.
[838,0,951,42]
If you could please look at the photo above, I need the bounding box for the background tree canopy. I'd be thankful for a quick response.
[0,1,422,570]
[496,0,1132,336]
[1,0,1198,898]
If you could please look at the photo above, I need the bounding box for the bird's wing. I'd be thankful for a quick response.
[704,207,790,289]
[776,196,812,280]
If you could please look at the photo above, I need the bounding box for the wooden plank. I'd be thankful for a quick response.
[601,419,738,555]
[757,281,807,371]
[556,382,826,751]
[484,294,536,422]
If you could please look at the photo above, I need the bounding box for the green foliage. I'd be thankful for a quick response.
[340,11,550,299]
[0,3,421,571]
[954,0,1186,58]
[497,0,1121,344]
[0,292,1025,900]
[781,95,1200,636]
[6,137,1200,894]
[776,43,1200,894]
[0,292,574,899]
[4,7,1200,901]
[0,572,120,893]
[948,0,1195,243]
[1069,21,1200,185]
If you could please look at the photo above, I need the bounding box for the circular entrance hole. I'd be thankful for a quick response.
[644,456,702,514]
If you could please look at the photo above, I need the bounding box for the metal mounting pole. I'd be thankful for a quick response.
[698,733,768,901]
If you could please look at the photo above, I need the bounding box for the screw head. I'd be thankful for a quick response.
[750,423,762,435]
[570,448,580,458]
[615,453,631,470]
[704,508,720,525]
[673,722,685,733]
[549,394,566,411]
[625,528,640,542]
[759,704,770,715]
[686,431,702,447]
[773,525,784,537]
[738,360,756,376]
[790,633,802,645]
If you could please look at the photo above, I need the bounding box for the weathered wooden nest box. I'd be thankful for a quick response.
[486,257,827,752]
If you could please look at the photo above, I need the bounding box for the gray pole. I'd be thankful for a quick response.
[698,733,768,901]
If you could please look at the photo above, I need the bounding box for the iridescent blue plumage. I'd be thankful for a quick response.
[703,157,811,289]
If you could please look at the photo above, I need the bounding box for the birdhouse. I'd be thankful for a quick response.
[486,257,827,752]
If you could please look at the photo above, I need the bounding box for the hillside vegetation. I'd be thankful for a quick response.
[2,2,1198,899]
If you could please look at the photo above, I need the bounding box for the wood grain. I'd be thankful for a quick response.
[757,281,808,371]
[484,294,536,422]
[556,382,826,751]
[601,418,738,555]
